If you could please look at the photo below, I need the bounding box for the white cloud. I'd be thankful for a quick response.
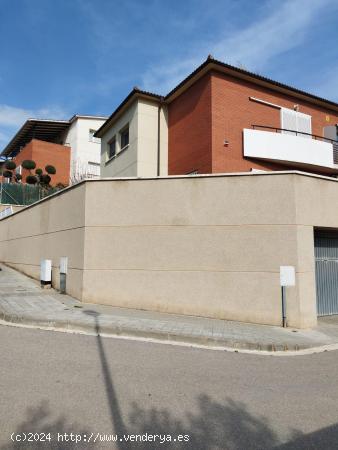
[0,104,69,151]
[0,104,67,128]
[141,0,334,94]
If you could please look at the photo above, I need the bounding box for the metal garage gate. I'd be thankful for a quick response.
[315,231,338,316]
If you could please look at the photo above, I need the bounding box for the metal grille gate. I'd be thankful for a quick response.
[315,231,338,316]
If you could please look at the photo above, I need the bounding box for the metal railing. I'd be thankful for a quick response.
[251,124,337,144]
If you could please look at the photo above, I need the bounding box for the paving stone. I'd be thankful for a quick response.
[1,263,338,352]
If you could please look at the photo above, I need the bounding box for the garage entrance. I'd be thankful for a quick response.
[315,230,338,316]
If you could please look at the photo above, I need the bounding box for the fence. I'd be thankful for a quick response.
[0,183,62,206]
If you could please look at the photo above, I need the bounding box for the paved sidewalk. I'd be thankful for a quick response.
[1,263,338,353]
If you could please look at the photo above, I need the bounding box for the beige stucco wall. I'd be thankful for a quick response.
[0,185,86,300]
[137,100,168,176]
[1,172,338,328]
[81,174,316,328]
[100,101,138,178]
[100,99,168,178]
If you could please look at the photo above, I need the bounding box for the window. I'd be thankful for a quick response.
[108,137,116,159]
[120,126,129,149]
[280,108,312,137]
[88,162,100,178]
[89,129,100,144]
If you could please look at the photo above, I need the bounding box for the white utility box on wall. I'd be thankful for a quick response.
[40,259,52,286]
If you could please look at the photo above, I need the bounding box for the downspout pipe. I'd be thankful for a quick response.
[157,97,164,177]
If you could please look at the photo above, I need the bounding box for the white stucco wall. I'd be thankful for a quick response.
[63,117,106,182]
[100,99,168,178]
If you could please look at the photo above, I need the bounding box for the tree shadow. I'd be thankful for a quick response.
[1,400,97,450]
[128,395,279,449]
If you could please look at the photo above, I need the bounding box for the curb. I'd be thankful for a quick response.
[0,310,307,353]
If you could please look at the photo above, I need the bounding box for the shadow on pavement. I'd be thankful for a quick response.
[3,310,338,449]
[1,401,95,449]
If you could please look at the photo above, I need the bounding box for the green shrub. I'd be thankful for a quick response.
[45,165,56,175]
[4,160,16,170]
[40,174,51,185]
[3,170,13,178]
[26,175,38,184]
[15,173,22,181]
[35,168,43,175]
[22,160,36,171]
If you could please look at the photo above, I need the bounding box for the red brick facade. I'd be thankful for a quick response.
[168,70,338,176]
[168,74,213,174]
[14,139,71,185]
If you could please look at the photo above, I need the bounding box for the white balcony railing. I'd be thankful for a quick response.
[243,127,337,171]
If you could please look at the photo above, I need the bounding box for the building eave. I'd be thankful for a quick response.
[94,88,163,138]
[164,57,338,112]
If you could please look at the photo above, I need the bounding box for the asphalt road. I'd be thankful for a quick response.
[0,324,338,450]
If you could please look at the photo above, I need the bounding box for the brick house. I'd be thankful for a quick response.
[1,115,107,185]
[96,56,338,178]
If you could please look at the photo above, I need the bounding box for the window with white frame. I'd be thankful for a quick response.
[89,129,100,143]
[280,108,312,138]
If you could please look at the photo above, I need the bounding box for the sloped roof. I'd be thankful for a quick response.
[96,56,338,138]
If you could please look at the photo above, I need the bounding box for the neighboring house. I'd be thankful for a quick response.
[96,90,168,178]
[1,115,107,184]
[96,56,338,178]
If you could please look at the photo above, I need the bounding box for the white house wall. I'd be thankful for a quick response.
[64,117,106,182]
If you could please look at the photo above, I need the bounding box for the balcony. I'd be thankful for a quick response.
[243,126,338,172]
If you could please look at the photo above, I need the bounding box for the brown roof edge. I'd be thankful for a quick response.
[94,88,163,138]
[95,56,338,139]
[164,57,338,111]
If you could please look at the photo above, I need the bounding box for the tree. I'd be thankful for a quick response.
[22,160,36,171]
[2,160,21,183]
[3,170,14,180]
[40,174,51,186]
[22,160,56,187]
[2,158,59,187]
[4,160,16,171]
[26,175,38,185]
[45,165,56,175]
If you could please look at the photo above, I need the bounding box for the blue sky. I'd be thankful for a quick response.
[0,0,338,148]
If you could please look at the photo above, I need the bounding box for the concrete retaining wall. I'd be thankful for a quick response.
[1,172,338,328]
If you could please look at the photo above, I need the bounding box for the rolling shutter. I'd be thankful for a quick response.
[280,108,312,137]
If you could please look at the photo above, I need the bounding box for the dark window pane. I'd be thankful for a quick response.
[121,128,129,148]
[109,139,116,158]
